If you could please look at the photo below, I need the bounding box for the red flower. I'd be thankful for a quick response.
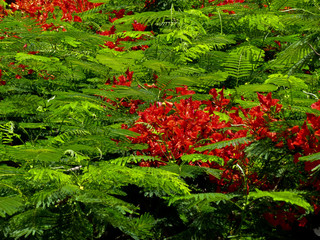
[97,26,116,36]
[274,40,281,48]
[73,15,82,22]
[0,69,5,86]
[104,41,116,49]
[175,86,195,95]
[311,99,320,111]
[257,92,282,113]
[132,20,147,31]
[28,51,39,55]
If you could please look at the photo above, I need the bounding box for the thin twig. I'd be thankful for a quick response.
[308,43,320,56]
[303,90,319,100]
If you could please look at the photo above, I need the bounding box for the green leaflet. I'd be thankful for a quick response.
[31,184,80,208]
[108,128,141,137]
[15,52,59,63]
[0,196,24,217]
[110,155,160,166]
[299,152,320,161]
[249,189,313,212]
[195,137,251,152]
[197,71,229,84]
[28,168,72,184]
[83,162,191,196]
[160,163,222,179]
[181,153,224,165]
[236,84,279,94]
[239,13,285,32]
[264,74,308,89]
[223,51,252,80]
[5,146,64,162]
[168,192,237,206]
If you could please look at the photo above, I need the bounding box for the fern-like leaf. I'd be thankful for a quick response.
[249,189,313,212]
[299,152,320,162]
[168,192,237,206]
[195,137,251,152]
[0,196,24,217]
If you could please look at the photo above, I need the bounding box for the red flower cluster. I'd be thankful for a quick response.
[105,68,134,87]
[125,88,320,227]
[0,30,21,40]
[0,69,5,86]
[0,4,9,18]
[96,9,150,52]
[97,25,116,36]
[128,90,280,193]
[144,0,156,9]
[101,32,150,52]
[263,204,308,231]
[222,9,236,14]
[212,0,245,5]
[107,9,133,23]
[100,68,144,114]
[132,20,147,31]
[10,0,102,30]
[8,51,54,81]
[129,89,245,164]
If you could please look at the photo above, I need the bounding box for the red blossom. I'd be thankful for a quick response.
[274,40,281,48]
[10,0,102,29]
[175,86,195,95]
[0,69,5,86]
[97,26,116,36]
[311,99,320,111]
[28,51,39,55]
[132,20,147,31]
[73,15,82,22]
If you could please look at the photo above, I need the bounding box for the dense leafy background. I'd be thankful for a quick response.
[1,0,320,239]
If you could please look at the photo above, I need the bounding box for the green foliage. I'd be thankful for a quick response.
[1,0,320,239]
[299,151,320,162]
[181,154,224,165]
[195,137,251,152]
[0,196,24,217]
[249,189,313,212]
[169,192,237,207]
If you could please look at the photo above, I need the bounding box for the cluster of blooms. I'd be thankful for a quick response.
[101,70,197,114]
[203,0,245,11]
[204,0,246,15]
[0,3,10,18]
[105,68,134,87]
[97,8,150,52]
[128,89,256,182]
[99,68,144,114]
[263,204,308,230]
[125,87,320,229]
[0,29,21,40]
[144,0,156,9]
[9,0,102,30]
[0,50,54,84]
[210,0,245,6]
[0,69,5,85]
[106,9,134,23]
[222,9,236,14]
